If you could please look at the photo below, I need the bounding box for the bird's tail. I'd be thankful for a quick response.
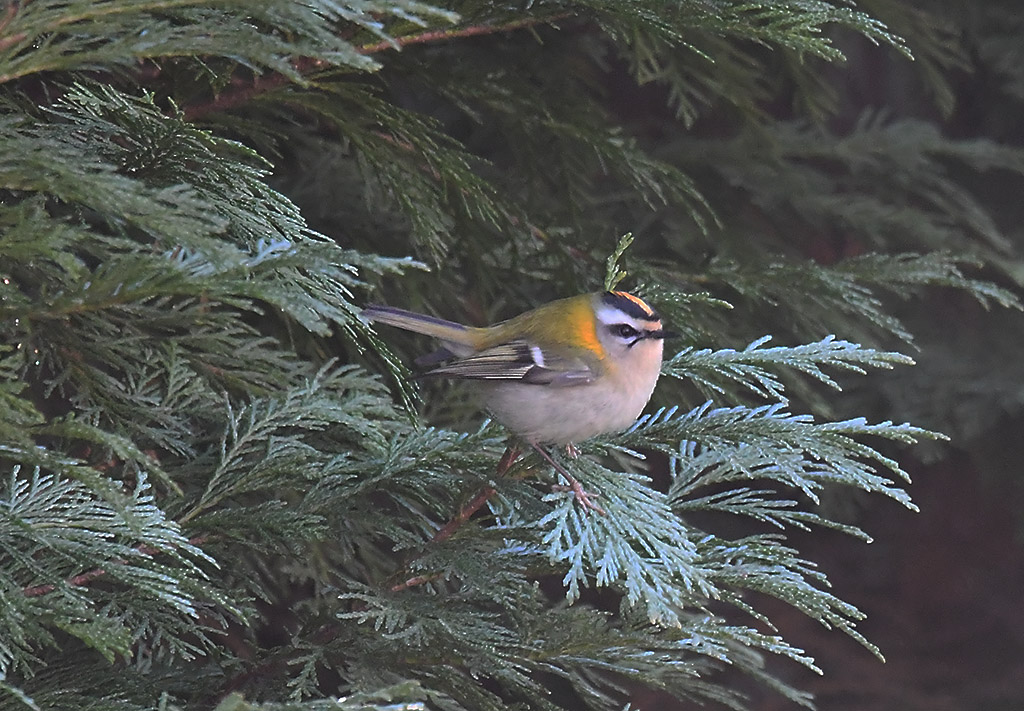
[361,305,480,351]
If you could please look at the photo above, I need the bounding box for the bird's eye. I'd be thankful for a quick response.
[613,324,639,339]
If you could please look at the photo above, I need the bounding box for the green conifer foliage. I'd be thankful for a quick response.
[1,1,1021,710]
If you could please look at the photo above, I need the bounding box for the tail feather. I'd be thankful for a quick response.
[361,304,478,350]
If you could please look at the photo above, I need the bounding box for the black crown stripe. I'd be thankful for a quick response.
[602,291,660,322]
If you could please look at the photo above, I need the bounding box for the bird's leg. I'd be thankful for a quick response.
[530,442,606,515]
[565,442,580,459]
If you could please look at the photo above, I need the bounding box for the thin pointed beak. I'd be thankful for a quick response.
[645,328,676,340]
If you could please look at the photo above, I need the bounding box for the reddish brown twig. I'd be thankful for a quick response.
[0,1,20,36]
[22,567,108,597]
[184,13,572,121]
[21,536,208,598]
[389,445,520,591]
[390,571,445,592]
[0,1,26,55]
[358,14,571,55]
[429,483,499,547]
[182,57,327,120]
[432,444,520,544]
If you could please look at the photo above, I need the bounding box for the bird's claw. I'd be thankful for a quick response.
[551,481,605,515]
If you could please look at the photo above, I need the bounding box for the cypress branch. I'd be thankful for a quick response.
[1,1,1021,709]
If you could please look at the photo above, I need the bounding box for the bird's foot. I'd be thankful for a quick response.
[530,442,606,515]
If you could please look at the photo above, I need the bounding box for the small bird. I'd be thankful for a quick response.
[361,291,669,512]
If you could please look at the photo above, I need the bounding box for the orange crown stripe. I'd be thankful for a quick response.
[612,290,655,317]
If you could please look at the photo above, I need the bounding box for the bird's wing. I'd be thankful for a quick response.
[422,340,596,386]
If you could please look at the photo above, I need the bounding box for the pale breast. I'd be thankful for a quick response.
[480,360,660,444]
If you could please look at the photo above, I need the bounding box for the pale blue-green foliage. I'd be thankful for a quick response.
[295,350,910,706]
[663,334,915,401]
[0,347,39,438]
[213,682,429,711]
[695,531,882,658]
[335,575,816,711]
[0,0,459,83]
[588,0,908,60]
[651,402,926,507]
[0,467,212,671]
[603,233,635,291]
[597,0,912,126]
[513,337,940,674]
[520,395,926,669]
[0,74,425,706]
[538,461,710,626]
[0,83,423,424]
[3,84,422,333]
[182,365,391,524]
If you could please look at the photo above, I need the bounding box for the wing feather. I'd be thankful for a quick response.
[422,341,595,386]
